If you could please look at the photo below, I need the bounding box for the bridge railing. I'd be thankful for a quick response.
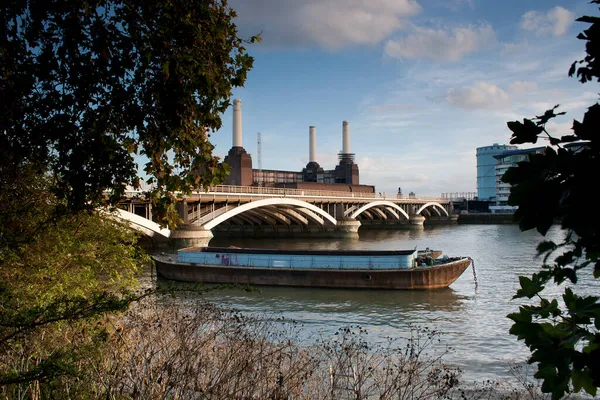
[120,184,447,201]
[194,185,445,201]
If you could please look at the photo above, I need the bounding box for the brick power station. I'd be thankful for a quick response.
[223,99,374,194]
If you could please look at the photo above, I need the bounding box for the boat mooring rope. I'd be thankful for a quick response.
[468,257,478,289]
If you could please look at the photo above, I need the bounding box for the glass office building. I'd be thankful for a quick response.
[476,144,517,201]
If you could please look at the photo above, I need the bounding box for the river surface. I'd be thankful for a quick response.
[154,224,598,383]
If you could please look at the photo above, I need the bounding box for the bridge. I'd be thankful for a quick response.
[118,185,456,247]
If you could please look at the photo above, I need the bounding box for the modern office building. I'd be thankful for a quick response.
[489,147,545,213]
[476,144,517,201]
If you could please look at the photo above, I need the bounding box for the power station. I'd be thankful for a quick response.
[223,99,374,194]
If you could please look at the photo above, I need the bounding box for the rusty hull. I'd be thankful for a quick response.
[153,257,471,290]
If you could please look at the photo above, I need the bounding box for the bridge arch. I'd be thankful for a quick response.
[245,209,277,226]
[349,201,410,220]
[203,198,337,230]
[264,206,308,225]
[416,202,449,217]
[109,208,171,238]
[230,212,263,226]
[291,207,325,225]
[383,206,401,219]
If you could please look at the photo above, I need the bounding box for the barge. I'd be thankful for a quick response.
[153,247,472,290]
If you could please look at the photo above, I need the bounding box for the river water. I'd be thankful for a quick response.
[155,224,598,383]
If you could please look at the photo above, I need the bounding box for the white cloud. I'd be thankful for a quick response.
[508,81,539,95]
[384,23,496,62]
[520,6,574,37]
[444,82,510,110]
[546,121,573,138]
[231,0,421,49]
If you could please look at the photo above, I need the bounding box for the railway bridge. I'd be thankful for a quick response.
[118,185,455,247]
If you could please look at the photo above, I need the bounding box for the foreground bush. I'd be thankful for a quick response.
[86,299,465,399]
[0,210,149,399]
[2,295,558,400]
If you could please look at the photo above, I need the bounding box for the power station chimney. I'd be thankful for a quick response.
[232,99,242,147]
[309,126,316,163]
[342,120,350,154]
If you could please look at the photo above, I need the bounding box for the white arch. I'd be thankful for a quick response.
[359,210,374,220]
[416,202,449,217]
[295,207,326,225]
[371,208,388,220]
[383,206,401,219]
[245,209,277,226]
[197,204,235,225]
[343,205,359,216]
[109,208,171,238]
[350,201,410,220]
[274,207,310,225]
[260,207,292,225]
[203,198,337,230]
[232,213,261,225]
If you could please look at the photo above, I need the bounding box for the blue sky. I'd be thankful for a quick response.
[208,0,597,196]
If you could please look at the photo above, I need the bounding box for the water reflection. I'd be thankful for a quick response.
[157,278,467,313]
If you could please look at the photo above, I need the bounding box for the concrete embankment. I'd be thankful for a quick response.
[424,215,459,225]
[457,213,516,224]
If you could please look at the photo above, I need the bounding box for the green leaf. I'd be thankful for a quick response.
[569,62,576,77]
[514,276,544,299]
[537,105,563,125]
[572,369,597,396]
[537,241,557,255]
[508,310,532,324]
[535,364,557,381]
[507,119,544,144]
[583,342,600,354]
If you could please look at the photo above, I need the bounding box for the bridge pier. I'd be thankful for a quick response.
[169,225,213,248]
[409,215,426,225]
[335,217,361,237]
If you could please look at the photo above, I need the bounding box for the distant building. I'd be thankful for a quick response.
[476,144,517,201]
[489,147,545,214]
[564,141,589,153]
[486,142,591,213]
[222,99,370,192]
[252,169,303,185]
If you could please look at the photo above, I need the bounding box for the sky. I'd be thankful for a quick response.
[207,0,597,196]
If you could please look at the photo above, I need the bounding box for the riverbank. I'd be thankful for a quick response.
[457,213,516,224]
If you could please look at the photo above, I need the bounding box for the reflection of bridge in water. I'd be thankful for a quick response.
[118,185,457,247]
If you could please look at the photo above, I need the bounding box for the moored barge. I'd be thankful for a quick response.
[153,247,471,290]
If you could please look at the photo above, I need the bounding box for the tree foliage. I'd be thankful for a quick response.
[1,0,257,392]
[1,0,258,225]
[504,3,600,398]
[0,163,151,391]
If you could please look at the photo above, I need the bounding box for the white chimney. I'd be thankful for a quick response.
[309,126,316,162]
[342,120,350,154]
[232,99,242,147]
